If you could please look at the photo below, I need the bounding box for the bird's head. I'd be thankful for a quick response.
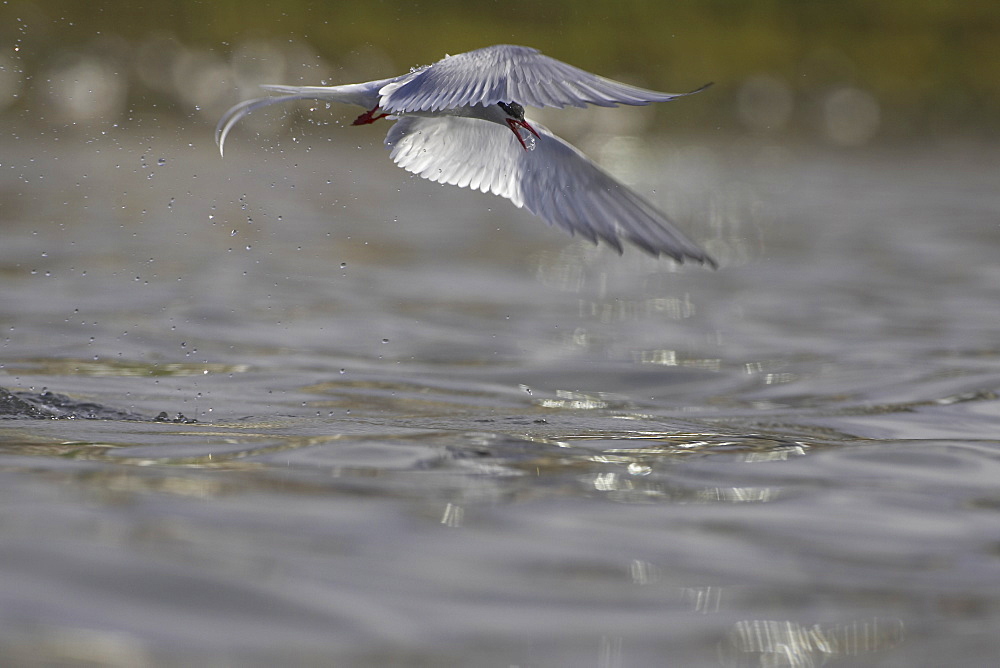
[497,101,539,151]
[497,101,526,121]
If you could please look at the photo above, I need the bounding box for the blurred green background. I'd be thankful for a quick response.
[1,0,998,142]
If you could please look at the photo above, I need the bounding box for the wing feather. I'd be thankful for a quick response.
[380,45,710,112]
[384,116,714,264]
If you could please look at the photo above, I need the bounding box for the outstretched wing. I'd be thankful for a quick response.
[385,115,715,265]
[379,44,711,113]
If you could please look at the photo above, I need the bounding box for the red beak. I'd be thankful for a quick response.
[505,118,540,151]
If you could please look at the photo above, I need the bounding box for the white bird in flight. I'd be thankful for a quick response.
[216,44,715,266]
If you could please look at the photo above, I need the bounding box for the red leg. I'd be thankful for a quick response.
[352,106,389,126]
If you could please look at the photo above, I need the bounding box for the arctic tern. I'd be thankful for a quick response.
[216,44,714,265]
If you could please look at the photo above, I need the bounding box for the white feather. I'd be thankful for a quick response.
[385,116,714,264]
[214,44,714,264]
[381,45,708,112]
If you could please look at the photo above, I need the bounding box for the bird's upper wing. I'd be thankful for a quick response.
[379,44,710,112]
[385,115,715,265]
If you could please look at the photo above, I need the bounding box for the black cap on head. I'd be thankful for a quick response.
[497,101,525,120]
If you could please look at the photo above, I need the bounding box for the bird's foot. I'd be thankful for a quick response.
[352,107,389,125]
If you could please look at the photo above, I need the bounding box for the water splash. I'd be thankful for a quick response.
[520,130,536,151]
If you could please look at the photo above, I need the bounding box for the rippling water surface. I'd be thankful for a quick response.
[2,122,999,666]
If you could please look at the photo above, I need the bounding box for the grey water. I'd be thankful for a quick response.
[2,120,1000,667]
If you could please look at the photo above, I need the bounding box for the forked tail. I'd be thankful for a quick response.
[215,94,317,156]
[215,78,395,156]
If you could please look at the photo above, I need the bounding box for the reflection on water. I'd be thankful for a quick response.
[721,618,905,667]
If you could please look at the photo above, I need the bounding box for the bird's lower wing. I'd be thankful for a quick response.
[385,116,714,265]
[518,124,716,265]
[385,116,523,204]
